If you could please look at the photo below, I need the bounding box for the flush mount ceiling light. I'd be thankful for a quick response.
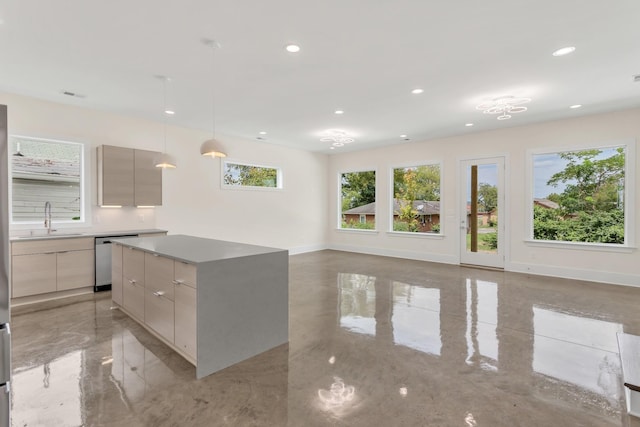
[164,110,175,115]
[285,44,300,53]
[569,104,582,109]
[334,110,344,115]
[475,95,532,120]
[154,75,177,169]
[200,39,227,158]
[552,46,576,57]
[320,129,355,146]
[411,88,424,94]
[465,123,474,127]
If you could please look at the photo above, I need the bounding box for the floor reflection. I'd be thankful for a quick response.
[533,307,622,403]
[392,282,441,356]
[338,273,376,336]
[465,279,498,370]
[12,350,83,427]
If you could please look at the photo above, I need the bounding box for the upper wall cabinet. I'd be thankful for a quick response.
[97,145,162,206]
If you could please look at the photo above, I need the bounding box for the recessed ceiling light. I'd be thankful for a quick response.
[465,123,474,127]
[569,104,582,109]
[164,110,175,115]
[411,88,424,94]
[552,46,576,57]
[285,44,300,53]
[334,110,344,115]
[399,134,407,138]
[259,131,267,135]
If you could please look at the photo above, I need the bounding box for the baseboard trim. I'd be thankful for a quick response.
[507,261,640,288]
[329,243,458,265]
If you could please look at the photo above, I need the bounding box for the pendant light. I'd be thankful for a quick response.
[155,75,177,168]
[200,39,227,158]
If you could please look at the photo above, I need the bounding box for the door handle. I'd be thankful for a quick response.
[1,325,10,383]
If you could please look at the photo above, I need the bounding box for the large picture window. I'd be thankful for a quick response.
[340,170,376,230]
[531,143,631,245]
[392,164,441,233]
[222,161,282,189]
[10,136,84,223]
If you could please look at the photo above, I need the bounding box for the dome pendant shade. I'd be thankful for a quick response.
[155,152,177,168]
[200,138,227,157]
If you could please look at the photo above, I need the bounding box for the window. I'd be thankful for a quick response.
[222,161,282,189]
[531,143,633,245]
[10,136,84,224]
[340,170,376,230]
[391,163,441,233]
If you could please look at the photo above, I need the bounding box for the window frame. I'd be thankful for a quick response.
[525,139,635,250]
[388,160,444,237]
[220,159,283,191]
[9,135,89,228]
[337,168,378,232]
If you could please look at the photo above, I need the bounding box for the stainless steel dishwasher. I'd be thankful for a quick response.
[95,235,138,292]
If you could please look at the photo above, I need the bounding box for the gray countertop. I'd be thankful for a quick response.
[112,234,287,264]
[10,228,167,242]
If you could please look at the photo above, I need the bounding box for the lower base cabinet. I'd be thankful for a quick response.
[11,253,57,297]
[174,284,197,360]
[145,290,174,344]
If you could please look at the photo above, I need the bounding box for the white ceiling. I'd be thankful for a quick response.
[1,1,639,154]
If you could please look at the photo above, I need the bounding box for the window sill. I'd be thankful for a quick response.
[524,239,636,253]
[336,228,379,235]
[387,231,445,239]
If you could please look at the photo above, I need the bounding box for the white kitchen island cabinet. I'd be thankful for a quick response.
[112,234,289,379]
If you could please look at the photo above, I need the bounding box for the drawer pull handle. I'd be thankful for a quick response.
[153,291,165,297]
[153,254,159,257]
[128,279,136,285]
[172,280,184,285]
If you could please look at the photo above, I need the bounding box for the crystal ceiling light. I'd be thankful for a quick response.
[320,129,355,145]
[475,95,531,120]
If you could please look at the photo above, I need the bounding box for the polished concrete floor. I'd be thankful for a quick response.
[9,250,640,426]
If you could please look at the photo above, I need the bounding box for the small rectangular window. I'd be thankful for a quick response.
[10,136,84,224]
[222,161,282,189]
[391,163,441,233]
[340,170,376,230]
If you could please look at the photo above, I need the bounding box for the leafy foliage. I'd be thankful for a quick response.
[341,171,376,211]
[393,165,440,232]
[478,183,497,212]
[224,163,278,187]
[533,147,625,244]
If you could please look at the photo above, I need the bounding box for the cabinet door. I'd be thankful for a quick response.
[174,261,196,289]
[57,249,95,291]
[112,244,123,305]
[145,253,174,300]
[145,289,174,343]
[174,283,196,360]
[100,145,134,206]
[122,247,145,320]
[12,253,57,297]
[134,149,162,206]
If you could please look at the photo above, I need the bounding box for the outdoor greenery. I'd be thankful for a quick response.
[533,148,625,244]
[466,232,497,251]
[223,162,279,188]
[393,164,440,233]
[342,220,375,230]
[341,171,376,211]
[478,183,497,212]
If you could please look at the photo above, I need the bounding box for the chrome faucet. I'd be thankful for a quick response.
[44,201,52,234]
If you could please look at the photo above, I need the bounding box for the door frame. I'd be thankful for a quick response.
[458,154,509,269]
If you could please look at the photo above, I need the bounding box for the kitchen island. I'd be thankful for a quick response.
[111,234,288,379]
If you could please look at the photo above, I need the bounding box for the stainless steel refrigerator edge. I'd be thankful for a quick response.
[0,105,11,427]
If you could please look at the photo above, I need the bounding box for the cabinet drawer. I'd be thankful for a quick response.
[123,279,145,322]
[122,247,145,286]
[57,249,95,291]
[145,253,174,300]
[145,289,174,343]
[12,253,57,297]
[12,237,94,255]
[174,261,196,289]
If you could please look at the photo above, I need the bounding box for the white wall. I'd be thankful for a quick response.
[328,108,640,287]
[1,92,329,253]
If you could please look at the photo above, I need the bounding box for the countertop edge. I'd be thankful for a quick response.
[10,229,168,242]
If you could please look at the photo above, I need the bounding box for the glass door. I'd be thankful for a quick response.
[460,157,505,269]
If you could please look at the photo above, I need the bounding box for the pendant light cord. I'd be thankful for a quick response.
[210,41,216,139]
[163,77,168,152]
